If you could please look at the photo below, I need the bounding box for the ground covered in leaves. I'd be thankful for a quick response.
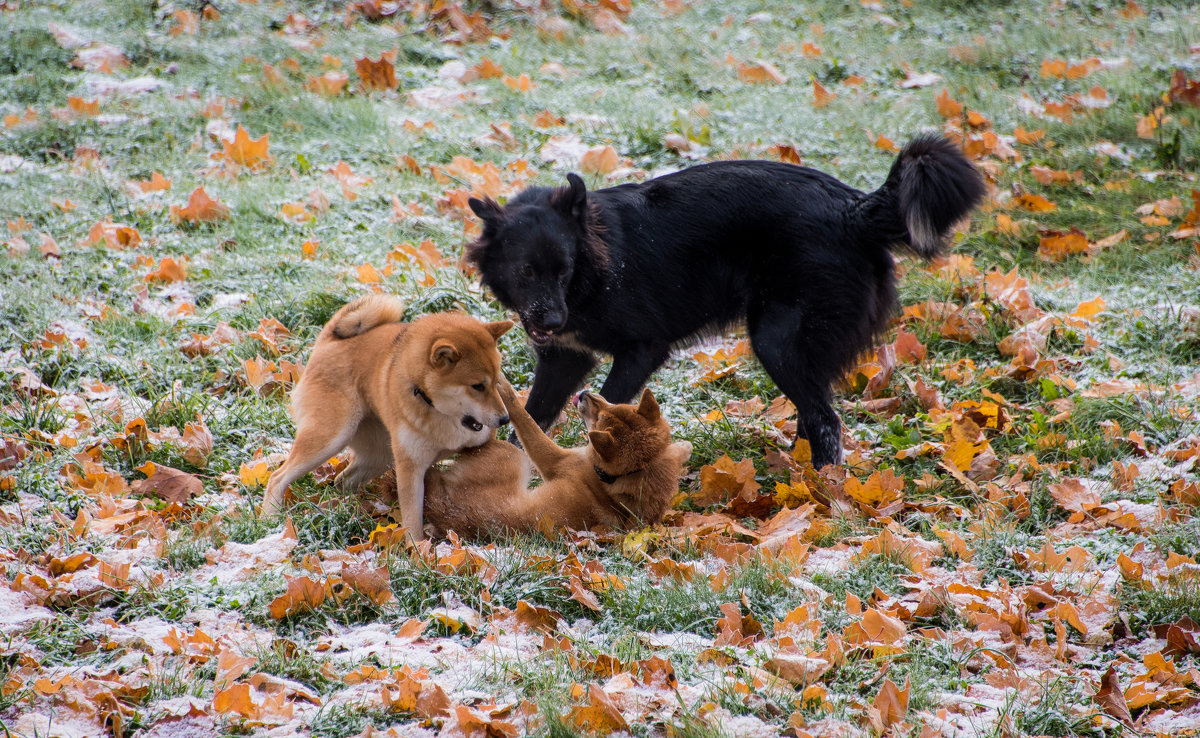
[2,0,1200,736]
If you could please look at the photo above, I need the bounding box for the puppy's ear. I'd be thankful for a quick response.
[430,340,460,368]
[588,429,618,461]
[468,196,504,222]
[485,320,514,341]
[636,387,661,421]
[557,173,588,224]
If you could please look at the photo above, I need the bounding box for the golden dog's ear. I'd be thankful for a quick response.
[486,320,514,341]
[588,430,618,461]
[636,387,661,421]
[430,340,460,368]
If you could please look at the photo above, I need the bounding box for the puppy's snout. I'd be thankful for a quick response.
[497,415,510,427]
[462,415,484,432]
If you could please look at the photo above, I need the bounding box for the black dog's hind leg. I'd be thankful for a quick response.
[598,343,672,405]
[749,309,844,469]
[525,345,597,430]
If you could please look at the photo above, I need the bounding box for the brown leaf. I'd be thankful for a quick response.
[355,55,397,91]
[695,455,759,507]
[516,600,563,633]
[340,563,393,605]
[1094,665,1134,727]
[568,684,628,733]
[870,677,910,734]
[268,575,326,619]
[181,416,214,468]
[737,59,787,84]
[170,187,230,225]
[1048,478,1101,513]
[132,462,203,504]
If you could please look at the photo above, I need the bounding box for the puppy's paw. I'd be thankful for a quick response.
[497,377,518,404]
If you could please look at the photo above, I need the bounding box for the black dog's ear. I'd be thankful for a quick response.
[468,196,504,222]
[558,173,588,224]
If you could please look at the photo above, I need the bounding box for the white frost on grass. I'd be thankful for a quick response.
[197,526,297,582]
[801,545,855,576]
[319,621,470,670]
[0,585,54,634]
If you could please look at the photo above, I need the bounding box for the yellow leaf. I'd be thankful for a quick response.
[239,459,271,488]
[1070,297,1106,320]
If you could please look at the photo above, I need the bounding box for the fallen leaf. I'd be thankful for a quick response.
[132,462,203,504]
[170,187,231,225]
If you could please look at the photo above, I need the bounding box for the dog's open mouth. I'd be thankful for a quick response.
[462,416,484,432]
[526,326,555,345]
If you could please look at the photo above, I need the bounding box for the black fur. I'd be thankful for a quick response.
[467,135,985,468]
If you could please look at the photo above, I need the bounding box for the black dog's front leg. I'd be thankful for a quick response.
[525,345,597,430]
[598,344,672,405]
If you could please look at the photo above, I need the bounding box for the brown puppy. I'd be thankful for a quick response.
[262,295,513,540]
[423,379,692,538]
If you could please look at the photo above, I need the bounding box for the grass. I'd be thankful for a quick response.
[2,0,1200,735]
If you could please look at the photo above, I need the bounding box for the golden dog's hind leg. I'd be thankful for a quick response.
[263,417,359,517]
[338,415,392,492]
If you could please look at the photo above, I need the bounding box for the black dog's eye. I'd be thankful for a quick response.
[472,383,486,392]
[520,264,535,278]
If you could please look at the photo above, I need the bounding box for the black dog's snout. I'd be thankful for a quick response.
[498,415,510,427]
[541,310,566,331]
[462,416,484,432]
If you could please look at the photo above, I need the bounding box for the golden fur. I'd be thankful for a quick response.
[423,380,691,538]
[262,295,513,540]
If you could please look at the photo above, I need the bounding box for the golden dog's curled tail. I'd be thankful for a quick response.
[322,295,406,341]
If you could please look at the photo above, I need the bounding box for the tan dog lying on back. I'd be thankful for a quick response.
[263,295,512,540]
[424,379,692,538]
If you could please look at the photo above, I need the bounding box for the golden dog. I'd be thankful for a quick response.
[263,295,512,540]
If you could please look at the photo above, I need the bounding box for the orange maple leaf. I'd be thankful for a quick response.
[1013,192,1057,212]
[935,88,962,118]
[145,256,188,283]
[220,125,273,170]
[811,79,835,108]
[66,96,100,117]
[170,187,231,225]
[473,56,504,79]
[580,145,620,175]
[738,60,787,84]
[503,73,534,91]
[1038,227,1089,262]
[306,71,349,96]
[1013,126,1045,145]
[81,219,142,249]
[356,55,397,91]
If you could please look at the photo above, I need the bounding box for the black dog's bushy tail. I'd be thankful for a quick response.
[862,135,986,259]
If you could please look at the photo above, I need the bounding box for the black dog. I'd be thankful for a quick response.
[466,136,984,468]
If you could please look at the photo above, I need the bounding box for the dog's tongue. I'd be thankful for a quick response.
[527,327,554,345]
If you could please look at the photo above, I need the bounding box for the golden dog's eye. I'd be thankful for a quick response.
[472,383,486,392]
